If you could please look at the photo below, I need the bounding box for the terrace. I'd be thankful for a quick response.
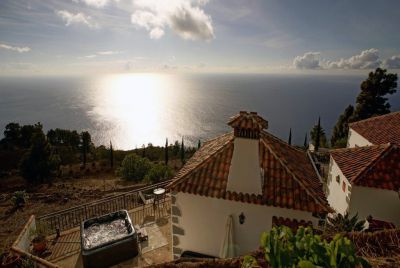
[11,181,173,268]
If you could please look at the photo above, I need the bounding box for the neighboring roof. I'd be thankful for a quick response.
[169,130,331,213]
[349,111,400,145]
[227,111,268,130]
[330,144,400,190]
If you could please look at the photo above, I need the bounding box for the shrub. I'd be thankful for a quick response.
[11,190,28,208]
[144,163,174,183]
[242,226,370,268]
[118,154,152,182]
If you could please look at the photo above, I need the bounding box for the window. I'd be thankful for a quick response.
[342,181,346,192]
[336,175,340,184]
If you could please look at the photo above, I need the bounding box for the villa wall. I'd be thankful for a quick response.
[347,128,373,148]
[171,192,316,259]
[326,157,351,215]
[349,186,400,226]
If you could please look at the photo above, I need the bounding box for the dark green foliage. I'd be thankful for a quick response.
[11,190,28,208]
[180,137,185,164]
[242,226,370,268]
[144,163,173,183]
[173,140,180,156]
[80,131,91,167]
[310,117,328,150]
[165,138,169,165]
[118,153,152,182]
[197,139,201,149]
[288,128,292,145]
[19,131,53,184]
[109,141,114,168]
[47,129,80,149]
[330,68,398,146]
[352,68,397,121]
[3,122,21,145]
[303,133,308,149]
[3,122,43,148]
[326,213,366,234]
[331,105,354,148]
[142,144,146,158]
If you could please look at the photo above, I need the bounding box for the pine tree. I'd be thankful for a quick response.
[180,137,185,164]
[288,128,292,145]
[351,68,397,121]
[165,138,169,166]
[331,105,354,148]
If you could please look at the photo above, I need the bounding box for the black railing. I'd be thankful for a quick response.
[37,180,171,234]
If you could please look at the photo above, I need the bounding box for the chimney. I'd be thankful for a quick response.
[226,111,268,195]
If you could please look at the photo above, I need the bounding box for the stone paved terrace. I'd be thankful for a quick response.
[12,200,172,268]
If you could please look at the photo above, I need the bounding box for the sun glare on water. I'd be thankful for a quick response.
[90,73,177,149]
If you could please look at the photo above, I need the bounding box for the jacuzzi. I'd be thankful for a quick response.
[80,210,139,268]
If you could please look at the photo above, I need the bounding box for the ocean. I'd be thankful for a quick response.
[0,73,399,150]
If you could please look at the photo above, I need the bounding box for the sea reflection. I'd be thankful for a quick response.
[89,73,177,149]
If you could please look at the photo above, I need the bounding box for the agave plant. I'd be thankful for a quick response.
[326,213,366,233]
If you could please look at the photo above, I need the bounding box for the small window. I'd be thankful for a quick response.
[342,181,346,192]
[336,175,340,184]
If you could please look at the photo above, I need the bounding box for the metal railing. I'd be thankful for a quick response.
[37,180,171,234]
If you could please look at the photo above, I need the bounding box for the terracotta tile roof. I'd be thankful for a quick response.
[349,111,400,145]
[330,144,400,190]
[169,130,332,213]
[272,216,313,231]
[228,111,268,130]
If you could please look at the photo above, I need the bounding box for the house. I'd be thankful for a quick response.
[347,111,400,148]
[168,111,331,259]
[326,144,400,225]
[326,111,400,225]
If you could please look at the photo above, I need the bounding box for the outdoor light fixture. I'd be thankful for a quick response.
[239,212,245,224]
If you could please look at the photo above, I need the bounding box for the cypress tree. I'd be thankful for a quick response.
[110,141,114,168]
[288,128,292,145]
[315,117,321,151]
[180,137,185,164]
[303,133,308,149]
[165,138,169,166]
[197,139,201,149]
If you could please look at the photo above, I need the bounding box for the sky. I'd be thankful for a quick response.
[1,0,400,76]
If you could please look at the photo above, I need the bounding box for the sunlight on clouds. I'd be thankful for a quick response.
[131,0,214,41]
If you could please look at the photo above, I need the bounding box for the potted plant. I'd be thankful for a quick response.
[1,252,21,268]
[30,222,49,255]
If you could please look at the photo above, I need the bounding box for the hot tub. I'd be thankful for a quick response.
[80,210,138,268]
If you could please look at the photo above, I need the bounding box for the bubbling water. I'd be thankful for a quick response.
[83,218,128,249]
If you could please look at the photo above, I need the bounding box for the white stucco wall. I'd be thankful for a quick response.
[349,186,400,226]
[227,138,262,195]
[326,157,351,215]
[171,192,317,258]
[347,128,373,148]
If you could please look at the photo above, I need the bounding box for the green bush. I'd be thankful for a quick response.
[144,163,173,183]
[242,226,370,268]
[11,190,28,208]
[118,154,152,181]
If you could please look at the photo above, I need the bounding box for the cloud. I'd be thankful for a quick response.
[382,55,400,69]
[293,52,321,69]
[56,10,98,28]
[131,0,214,41]
[327,49,381,69]
[97,50,121,55]
[72,0,119,8]
[0,43,31,53]
[292,49,400,70]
